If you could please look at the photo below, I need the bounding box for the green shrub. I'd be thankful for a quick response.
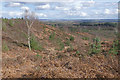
[2,23,7,31]
[2,18,8,22]
[65,40,70,46]
[2,41,9,52]
[89,37,101,55]
[82,37,89,40]
[69,36,74,41]
[9,20,14,26]
[49,32,55,40]
[52,24,56,27]
[56,38,65,51]
[67,44,73,52]
[30,36,43,50]
[76,51,80,54]
[36,53,42,58]
[59,42,64,51]
[109,40,119,55]
[73,50,80,57]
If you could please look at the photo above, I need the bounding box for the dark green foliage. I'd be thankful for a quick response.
[21,17,24,20]
[52,24,56,27]
[76,50,80,54]
[49,32,55,40]
[79,22,93,26]
[103,22,117,27]
[69,36,74,41]
[30,36,43,50]
[78,22,117,27]
[89,37,101,55]
[109,40,119,55]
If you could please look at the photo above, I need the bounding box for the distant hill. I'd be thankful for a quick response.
[39,19,118,23]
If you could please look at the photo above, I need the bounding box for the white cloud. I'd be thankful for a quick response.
[36,13,47,17]
[63,8,70,11]
[36,4,50,9]
[82,0,95,7]
[93,10,101,15]
[104,9,118,15]
[88,0,95,4]
[104,9,111,14]
[6,2,22,7]
[55,6,70,11]
[4,0,118,2]
[21,6,30,10]
[65,10,88,17]
[95,11,99,14]
[74,4,82,10]
[9,11,23,17]
[115,9,118,14]
[81,12,87,16]
[8,11,47,18]
[3,0,74,2]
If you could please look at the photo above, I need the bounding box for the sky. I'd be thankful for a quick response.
[0,0,120,19]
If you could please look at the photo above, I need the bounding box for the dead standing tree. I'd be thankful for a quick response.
[24,10,36,50]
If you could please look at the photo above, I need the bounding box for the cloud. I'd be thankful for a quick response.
[74,5,82,10]
[64,10,88,17]
[104,9,118,15]
[82,1,95,7]
[4,0,118,3]
[3,0,74,2]
[115,9,118,14]
[5,2,23,7]
[88,0,95,4]
[21,6,30,10]
[104,9,111,14]
[7,11,47,18]
[36,4,50,10]
[81,12,87,16]
[36,13,47,17]
[55,6,70,11]
[2,1,118,19]
[8,11,23,17]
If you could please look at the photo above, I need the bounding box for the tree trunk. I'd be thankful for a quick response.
[28,27,31,50]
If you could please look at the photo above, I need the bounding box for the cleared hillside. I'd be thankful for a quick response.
[2,19,119,78]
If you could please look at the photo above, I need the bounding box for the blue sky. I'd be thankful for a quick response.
[1,0,119,19]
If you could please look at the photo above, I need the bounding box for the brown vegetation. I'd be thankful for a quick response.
[2,19,119,78]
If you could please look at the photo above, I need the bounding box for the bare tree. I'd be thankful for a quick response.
[24,10,36,50]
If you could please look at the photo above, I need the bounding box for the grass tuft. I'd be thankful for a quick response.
[2,41,9,52]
